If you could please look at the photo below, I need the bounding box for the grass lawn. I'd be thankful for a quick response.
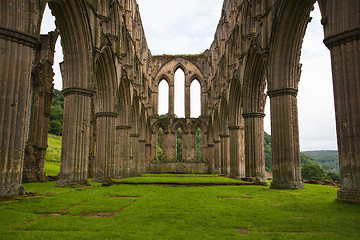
[0,175,359,240]
[44,134,61,176]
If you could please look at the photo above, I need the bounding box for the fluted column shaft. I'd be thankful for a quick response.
[324,29,360,203]
[93,112,117,182]
[220,134,230,176]
[138,139,146,175]
[243,113,267,184]
[163,132,177,162]
[213,139,221,174]
[115,126,131,178]
[0,32,37,196]
[183,132,195,162]
[129,134,139,177]
[56,89,93,186]
[145,143,151,173]
[268,89,304,189]
[207,144,215,174]
[229,126,245,179]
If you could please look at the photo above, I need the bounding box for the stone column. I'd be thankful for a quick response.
[23,32,58,182]
[93,112,117,182]
[213,139,221,174]
[163,132,177,162]
[207,144,215,174]
[243,113,267,184]
[169,84,175,116]
[129,134,140,177]
[115,126,131,178]
[145,143,151,172]
[185,84,191,118]
[56,88,93,186]
[0,28,38,196]
[88,108,96,178]
[268,89,304,189]
[229,126,245,179]
[324,28,360,203]
[183,132,195,162]
[138,139,146,175]
[220,134,230,176]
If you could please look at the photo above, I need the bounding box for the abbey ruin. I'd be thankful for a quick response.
[0,0,359,203]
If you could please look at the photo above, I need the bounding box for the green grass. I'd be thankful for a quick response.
[116,174,246,184]
[45,134,61,176]
[0,176,359,240]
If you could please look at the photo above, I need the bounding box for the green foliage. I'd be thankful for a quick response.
[300,153,318,166]
[177,128,183,161]
[48,89,64,136]
[196,128,202,162]
[325,171,340,182]
[157,128,164,162]
[44,134,61,176]
[301,164,326,181]
[1,177,360,239]
[264,132,272,171]
[302,150,339,172]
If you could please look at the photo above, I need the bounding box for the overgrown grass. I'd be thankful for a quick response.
[0,176,359,240]
[45,134,61,176]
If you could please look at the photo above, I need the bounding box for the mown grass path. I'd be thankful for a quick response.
[0,175,359,240]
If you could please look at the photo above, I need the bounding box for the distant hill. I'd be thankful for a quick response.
[302,150,339,173]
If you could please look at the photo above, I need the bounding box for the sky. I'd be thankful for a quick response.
[41,1,337,151]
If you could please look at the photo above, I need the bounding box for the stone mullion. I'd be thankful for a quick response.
[220,134,230,176]
[0,35,35,196]
[169,79,175,116]
[243,113,266,184]
[93,112,117,182]
[185,84,191,118]
[115,126,131,178]
[229,126,245,179]
[325,33,360,202]
[268,89,304,189]
[56,90,93,186]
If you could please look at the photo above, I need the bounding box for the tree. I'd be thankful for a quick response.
[302,164,325,181]
[48,89,64,136]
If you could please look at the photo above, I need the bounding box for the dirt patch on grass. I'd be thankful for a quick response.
[237,228,251,234]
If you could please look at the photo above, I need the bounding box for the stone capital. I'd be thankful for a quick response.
[116,125,132,130]
[228,125,244,130]
[95,112,118,118]
[267,88,298,98]
[62,87,95,97]
[242,112,266,119]
[324,28,360,49]
[0,26,39,48]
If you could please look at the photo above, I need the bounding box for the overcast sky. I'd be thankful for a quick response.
[41,1,337,151]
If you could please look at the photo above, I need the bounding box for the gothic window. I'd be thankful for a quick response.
[174,68,185,117]
[190,79,201,118]
[158,80,169,115]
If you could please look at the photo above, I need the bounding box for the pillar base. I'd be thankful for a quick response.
[56,179,89,187]
[270,180,304,189]
[337,189,360,204]
[242,177,268,186]
[0,184,26,198]
[92,177,111,183]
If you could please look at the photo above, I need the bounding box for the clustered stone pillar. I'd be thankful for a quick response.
[23,32,58,182]
[243,113,267,184]
[207,143,215,173]
[163,131,177,162]
[213,139,221,174]
[324,28,360,203]
[183,132,195,162]
[93,112,117,182]
[115,125,131,178]
[56,88,93,186]
[0,27,38,196]
[88,106,96,178]
[229,126,245,179]
[129,133,140,177]
[220,134,230,175]
[268,88,304,189]
[138,139,146,175]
